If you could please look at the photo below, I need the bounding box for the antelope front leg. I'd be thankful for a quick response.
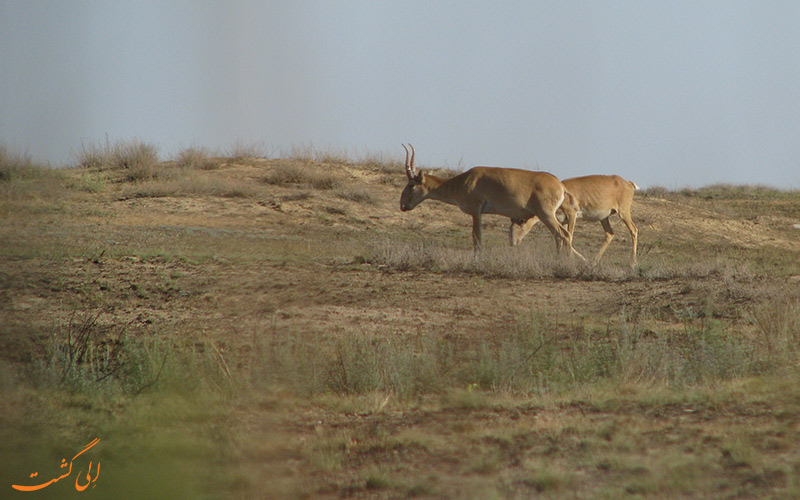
[471,212,483,252]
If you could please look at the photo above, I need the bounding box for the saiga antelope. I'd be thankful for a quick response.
[510,174,639,266]
[399,144,584,259]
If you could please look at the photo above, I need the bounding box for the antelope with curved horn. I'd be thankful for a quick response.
[399,144,584,259]
[510,174,639,266]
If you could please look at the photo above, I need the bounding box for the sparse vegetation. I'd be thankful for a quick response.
[2,143,800,499]
[286,144,350,164]
[123,170,256,199]
[644,183,800,201]
[175,145,219,170]
[334,185,376,204]
[225,139,268,161]
[36,308,172,395]
[0,145,69,210]
[243,304,800,399]
[77,138,162,181]
[262,160,345,190]
[0,144,39,181]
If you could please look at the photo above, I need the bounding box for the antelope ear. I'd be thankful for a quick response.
[412,171,424,184]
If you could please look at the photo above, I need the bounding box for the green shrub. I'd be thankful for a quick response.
[243,304,798,399]
[37,309,168,395]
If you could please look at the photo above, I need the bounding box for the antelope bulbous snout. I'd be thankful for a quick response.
[400,204,410,211]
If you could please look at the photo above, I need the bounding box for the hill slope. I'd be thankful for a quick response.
[2,155,800,499]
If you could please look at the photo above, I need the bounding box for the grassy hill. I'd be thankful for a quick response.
[2,142,800,499]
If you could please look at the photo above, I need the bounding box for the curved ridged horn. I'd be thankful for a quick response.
[402,143,417,179]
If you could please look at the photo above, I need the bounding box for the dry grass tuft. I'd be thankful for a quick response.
[366,240,637,281]
[747,287,800,363]
[642,184,800,201]
[358,152,401,173]
[0,144,41,181]
[286,144,349,164]
[175,146,219,170]
[0,144,68,206]
[116,141,161,181]
[262,162,344,190]
[76,138,162,181]
[123,170,256,199]
[364,239,773,285]
[315,149,351,165]
[75,138,113,170]
[225,140,268,161]
[244,303,795,398]
[285,145,404,173]
[335,186,376,204]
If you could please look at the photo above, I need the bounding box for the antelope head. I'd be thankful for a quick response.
[400,144,428,211]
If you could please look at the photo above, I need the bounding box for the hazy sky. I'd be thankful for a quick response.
[2,1,800,188]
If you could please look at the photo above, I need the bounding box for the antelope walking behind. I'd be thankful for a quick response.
[510,174,639,266]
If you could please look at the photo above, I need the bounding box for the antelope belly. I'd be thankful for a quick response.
[578,208,614,221]
[481,200,511,216]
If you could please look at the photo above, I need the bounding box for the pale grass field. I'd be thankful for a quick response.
[1,140,800,499]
